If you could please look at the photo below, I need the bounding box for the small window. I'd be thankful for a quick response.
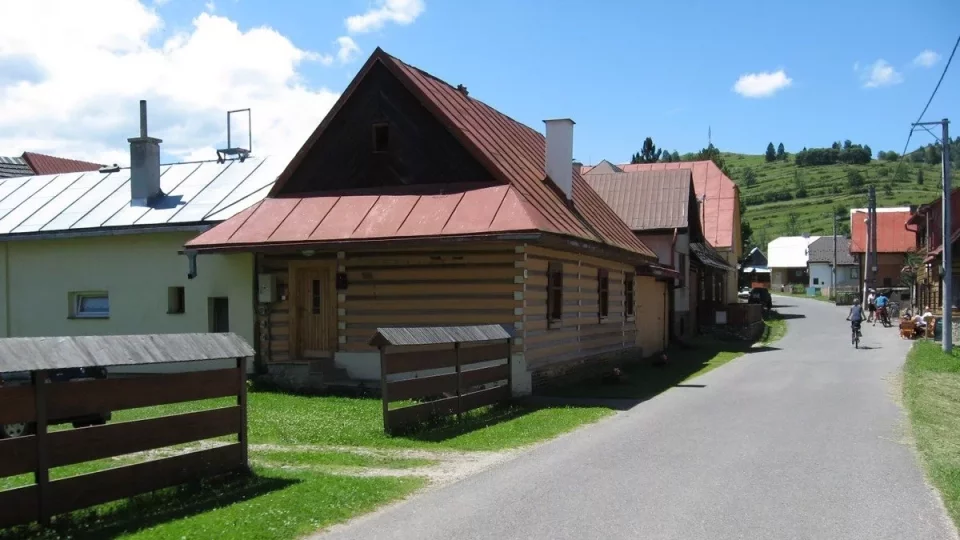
[851,267,859,279]
[372,123,389,153]
[547,262,563,323]
[625,273,635,317]
[598,269,610,319]
[167,286,185,314]
[311,279,322,314]
[813,278,820,285]
[72,292,109,318]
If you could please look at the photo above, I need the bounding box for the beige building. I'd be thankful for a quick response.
[0,104,278,372]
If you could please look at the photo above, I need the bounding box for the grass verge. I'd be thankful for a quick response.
[761,311,788,345]
[903,341,960,529]
[1,467,423,540]
[255,449,434,469]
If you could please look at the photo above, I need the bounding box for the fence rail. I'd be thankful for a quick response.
[0,360,248,528]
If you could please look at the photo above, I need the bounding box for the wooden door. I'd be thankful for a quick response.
[292,264,336,359]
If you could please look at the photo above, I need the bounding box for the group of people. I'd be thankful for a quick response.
[865,289,890,326]
[847,289,935,339]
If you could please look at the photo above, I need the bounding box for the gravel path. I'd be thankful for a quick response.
[311,297,958,540]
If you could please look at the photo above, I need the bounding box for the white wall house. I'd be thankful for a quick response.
[0,102,279,373]
[768,236,820,290]
[806,236,858,294]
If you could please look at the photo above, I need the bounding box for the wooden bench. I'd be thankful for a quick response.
[900,319,916,340]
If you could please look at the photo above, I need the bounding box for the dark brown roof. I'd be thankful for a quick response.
[21,152,102,175]
[254,48,655,261]
[808,236,856,265]
[690,242,735,270]
[584,169,692,231]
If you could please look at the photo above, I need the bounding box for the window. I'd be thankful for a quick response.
[372,123,389,153]
[677,254,687,288]
[598,269,610,319]
[851,267,859,279]
[813,278,820,285]
[547,262,563,324]
[624,273,635,318]
[72,292,109,318]
[209,297,229,332]
[167,286,185,314]
[311,279,322,314]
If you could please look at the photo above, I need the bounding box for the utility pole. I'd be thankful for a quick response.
[833,213,838,297]
[915,119,952,352]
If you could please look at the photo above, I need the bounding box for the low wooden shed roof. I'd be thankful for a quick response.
[0,333,254,373]
[370,325,513,347]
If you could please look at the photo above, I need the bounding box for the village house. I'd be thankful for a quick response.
[584,167,731,339]
[806,236,858,295]
[185,48,669,394]
[0,152,102,179]
[908,193,959,312]
[0,102,280,373]
[740,246,770,288]
[579,160,743,305]
[850,207,915,294]
[768,236,819,290]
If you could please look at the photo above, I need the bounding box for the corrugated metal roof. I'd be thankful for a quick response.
[21,152,102,175]
[369,325,513,347]
[767,236,820,268]
[584,169,692,231]
[849,209,915,253]
[0,156,32,179]
[808,237,856,264]
[0,333,254,373]
[582,161,738,250]
[690,242,735,270]
[247,49,655,261]
[0,157,279,238]
[189,184,541,247]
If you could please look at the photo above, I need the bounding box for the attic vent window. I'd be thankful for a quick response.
[373,123,389,153]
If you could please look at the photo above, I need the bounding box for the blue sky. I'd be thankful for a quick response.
[1,0,958,166]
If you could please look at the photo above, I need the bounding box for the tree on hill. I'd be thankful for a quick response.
[671,150,680,162]
[638,137,662,163]
[917,169,924,185]
[776,143,786,161]
[661,150,673,163]
[740,167,757,187]
[847,170,865,190]
[925,144,941,165]
[765,142,776,162]
[785,213,800,236]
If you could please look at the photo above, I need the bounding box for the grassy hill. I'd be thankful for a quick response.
[724,153,960,248]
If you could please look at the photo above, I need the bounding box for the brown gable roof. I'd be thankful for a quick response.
[584,169,692,231]
[266,48,655,260]
[21,152,102,175]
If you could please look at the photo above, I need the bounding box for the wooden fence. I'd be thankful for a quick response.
[379,339,513,434]
[0,359,248,528]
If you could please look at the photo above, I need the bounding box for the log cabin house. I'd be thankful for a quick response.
[909,193,959,312]
[185,48,674,395]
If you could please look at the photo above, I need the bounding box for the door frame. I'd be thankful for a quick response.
[288,260,338,360]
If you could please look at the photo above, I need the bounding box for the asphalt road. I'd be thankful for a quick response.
[318,297,957,540]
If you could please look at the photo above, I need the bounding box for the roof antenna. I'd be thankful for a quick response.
[456,84,469,97]
[217,108,252,164]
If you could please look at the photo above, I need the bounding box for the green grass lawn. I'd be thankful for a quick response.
[255,449,434,469]
[903,341,960,529]
[761,311,788,345]
[1,467,423,540]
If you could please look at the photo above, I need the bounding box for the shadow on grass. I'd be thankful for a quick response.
[776,313,807,320]
[1,471,296,540]
[396,403,543,443]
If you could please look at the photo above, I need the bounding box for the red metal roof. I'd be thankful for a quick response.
[21,152,101,175]
[582,161,737,250]
[189,185,542,247]
[849,210,916,253]
[584,169,693,231]
[190,49,655,260]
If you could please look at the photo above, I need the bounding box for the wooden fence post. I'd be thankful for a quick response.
[506,338,513,397]
[379,346,390,434]
[33,370,49,526]
[454,342,462,420]
[236,357,249,472]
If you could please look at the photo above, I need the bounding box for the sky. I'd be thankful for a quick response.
[0,0,958,167]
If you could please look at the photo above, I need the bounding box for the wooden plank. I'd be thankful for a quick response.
[346,283,517,296]
[47,444,245,517]
[344,313,516,325]
[526,258,549,272]
[0,435,36,479]
[386,395,459,430]
[34,370,49,525]
[525,245,632,271]
[48,407,241,468]
[237,358,248,470]
[348,267,517,282]
[345,253,516,267]
[460,363,510,388]
[0,485,38,529]
[524,289,548,301]
[0,384,36,424]
[460,385,511,412]
[525,275,548,287]
[387,373,457,402]
[46,369,237,420]
[385,342,510,375]
[344,298,517,311]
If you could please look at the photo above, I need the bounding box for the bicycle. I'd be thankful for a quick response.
[851,321,862,348]
[887,302,900,320]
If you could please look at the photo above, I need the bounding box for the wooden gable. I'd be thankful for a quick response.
[276,61,496,196]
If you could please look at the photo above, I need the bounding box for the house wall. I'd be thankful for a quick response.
[635,231,691,313]
[809,263,859,289]
[0,232,255,373]
[256,242,665,395]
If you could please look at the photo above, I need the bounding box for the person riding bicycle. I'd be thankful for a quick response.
[875,291,890,326]
[847,299,864,341]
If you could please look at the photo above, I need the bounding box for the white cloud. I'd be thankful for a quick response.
[346,0,425,34]
[0,0,340,166]
[335,36,360,64]
[732,70,793,98]
[863,59,903,88]
[913,49,941,68]
[204,0,215,12]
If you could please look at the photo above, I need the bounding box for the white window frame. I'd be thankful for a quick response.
[72,292,110,319]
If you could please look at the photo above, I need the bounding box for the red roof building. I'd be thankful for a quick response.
[21,152,101,175]
[849,208,915,253]
[186,48,671,392]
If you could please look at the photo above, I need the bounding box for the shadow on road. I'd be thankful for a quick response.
[777,313,807,320]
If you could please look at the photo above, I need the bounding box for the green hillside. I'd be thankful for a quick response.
[724,153,959,249]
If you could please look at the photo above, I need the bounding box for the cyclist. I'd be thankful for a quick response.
[847,299,864,340]
[875,291,889,326]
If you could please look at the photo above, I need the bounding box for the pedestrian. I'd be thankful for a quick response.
[866,289,876,323]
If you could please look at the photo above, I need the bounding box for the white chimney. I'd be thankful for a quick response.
[128,100,163,206]
[544,118,575,200]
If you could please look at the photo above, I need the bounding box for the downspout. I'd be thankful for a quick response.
[3,242,9,337]
[671,228,678,268]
